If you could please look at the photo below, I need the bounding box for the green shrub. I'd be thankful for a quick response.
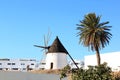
[72,62,112,80]
[60,65,71,80]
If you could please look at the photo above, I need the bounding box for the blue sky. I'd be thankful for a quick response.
[0,0,120,60]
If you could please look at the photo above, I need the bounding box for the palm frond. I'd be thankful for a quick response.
[76,13,112,51]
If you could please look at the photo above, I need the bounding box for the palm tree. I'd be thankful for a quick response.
[76,13,112,66]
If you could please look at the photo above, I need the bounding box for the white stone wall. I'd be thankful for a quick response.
[0,59,37,71]
[45,53,67,69]
[84,52,120,71]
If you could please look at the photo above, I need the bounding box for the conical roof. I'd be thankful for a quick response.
[47,36,68,54]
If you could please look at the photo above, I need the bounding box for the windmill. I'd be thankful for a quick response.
[34,30,51,61]
[34,30,79,69]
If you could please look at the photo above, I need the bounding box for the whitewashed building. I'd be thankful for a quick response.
[0,58,37,71]
[85,51,120,71]
[38,60,46,70]
[69,59,84,69]
[45,36,68,70]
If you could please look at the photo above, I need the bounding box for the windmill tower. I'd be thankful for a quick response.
[45,36,68,69]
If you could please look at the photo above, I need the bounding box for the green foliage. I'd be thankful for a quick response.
[76,12,112,66]
[60,65,71,79]
[76,13,112,51]
[72,63,112,80]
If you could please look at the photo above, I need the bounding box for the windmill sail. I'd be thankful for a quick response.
[34,45,49,49]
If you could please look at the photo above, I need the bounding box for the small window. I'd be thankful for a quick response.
[41,63,46,65]
[21,63,25,65]
[7,63,11,65]
[23,68,26,70]
[12,63,15,65]
[12,68,18,70]
[31,63,34,65]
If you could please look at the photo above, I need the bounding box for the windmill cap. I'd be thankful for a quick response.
[47,36,68,54]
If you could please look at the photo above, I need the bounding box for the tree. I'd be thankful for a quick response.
[76,13,112,66]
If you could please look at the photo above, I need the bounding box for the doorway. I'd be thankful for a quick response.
[50,62,53,69]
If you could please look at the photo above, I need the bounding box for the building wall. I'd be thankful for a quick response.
[45,53,67,69]
[38,60,46,70]
[84,52,120,71]
[69,60,84,69]
[0,59,37,71]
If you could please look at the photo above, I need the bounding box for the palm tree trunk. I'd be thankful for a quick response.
[96,50,101,66]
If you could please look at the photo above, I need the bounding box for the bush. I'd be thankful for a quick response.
[60,65,71,80]
[112,71,120,80]
[72,62,112,80]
